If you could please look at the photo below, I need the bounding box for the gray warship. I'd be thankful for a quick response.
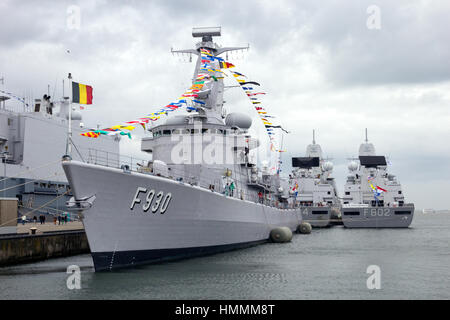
[288,131,341,227]
[341,129,414,228]
[62,27,304,271]
[0,90,119,234]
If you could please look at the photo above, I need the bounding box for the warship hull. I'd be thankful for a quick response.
[341,205,414,228]
[299,206,332,227]
[63,161,303,271]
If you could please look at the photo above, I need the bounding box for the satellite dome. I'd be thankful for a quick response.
[359,142,376,156]
[164,115,188,126]
[225,113,252,130]
[348,161,358,171]
[322,161,334,172]
[306,143,323,158]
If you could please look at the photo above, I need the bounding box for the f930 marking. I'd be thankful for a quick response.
[130,187,172,214]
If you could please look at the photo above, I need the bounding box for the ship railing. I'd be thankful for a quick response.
[0,104,31,114]
[84,148,148,173]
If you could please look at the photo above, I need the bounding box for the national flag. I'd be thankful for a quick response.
[72,81,93,104]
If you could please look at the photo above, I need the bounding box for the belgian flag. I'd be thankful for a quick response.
[72,82,93,104]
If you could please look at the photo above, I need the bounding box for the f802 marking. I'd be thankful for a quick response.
[130,187,172,214]
[364,208,390,216]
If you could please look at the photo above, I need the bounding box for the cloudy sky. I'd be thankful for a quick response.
[1,0,450,209]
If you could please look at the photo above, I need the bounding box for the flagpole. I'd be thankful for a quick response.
[66,73,73,157]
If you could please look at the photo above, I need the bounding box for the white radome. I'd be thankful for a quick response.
[348,161,358,171]
[322,161,334,172]
[225,112,252,129]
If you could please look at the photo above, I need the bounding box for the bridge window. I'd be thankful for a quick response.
[162,130,171,136]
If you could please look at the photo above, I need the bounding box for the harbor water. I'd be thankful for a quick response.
[0,211,449,300]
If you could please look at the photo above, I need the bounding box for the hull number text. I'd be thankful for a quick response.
[130,187,172,214]
[364,208,390,217]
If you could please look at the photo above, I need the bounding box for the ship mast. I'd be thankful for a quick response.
[171,27,249,125]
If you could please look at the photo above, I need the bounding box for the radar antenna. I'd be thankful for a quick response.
[171,27,249,57]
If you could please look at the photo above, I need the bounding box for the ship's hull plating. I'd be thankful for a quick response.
[62,161,302,271]
[299,206,332,227]
[341,205,414,228]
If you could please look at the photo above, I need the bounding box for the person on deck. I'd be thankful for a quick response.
[229,181,236,197]
[258,191,263,204]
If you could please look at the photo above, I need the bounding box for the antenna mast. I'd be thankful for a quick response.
[365,128,368,143]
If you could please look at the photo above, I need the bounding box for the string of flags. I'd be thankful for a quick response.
[78,48,289,157]
[368,176,388,200]
[228,70,288,153]
[80,48,235,139]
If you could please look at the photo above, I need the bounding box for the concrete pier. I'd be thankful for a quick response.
[0,229,90,267]
[16,221,84,234]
